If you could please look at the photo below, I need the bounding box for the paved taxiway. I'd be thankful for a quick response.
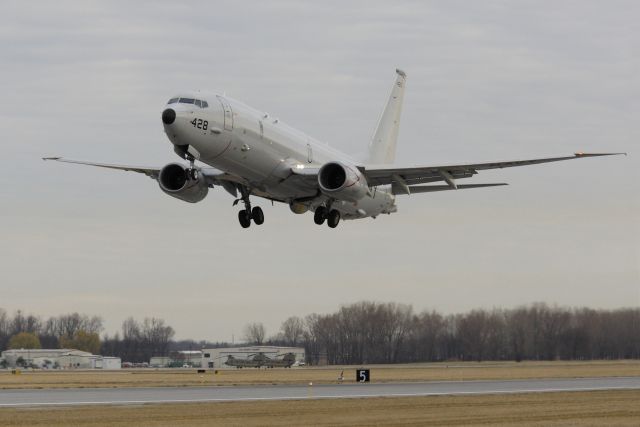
[1,377,638,407]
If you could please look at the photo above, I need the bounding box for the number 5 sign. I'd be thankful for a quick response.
[356,369,370,383]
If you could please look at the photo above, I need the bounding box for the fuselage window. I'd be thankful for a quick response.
[179,98,195,104]
[168,98,179,104]
[195,99,202,107]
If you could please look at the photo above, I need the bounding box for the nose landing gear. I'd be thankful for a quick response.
[234,186,264,228]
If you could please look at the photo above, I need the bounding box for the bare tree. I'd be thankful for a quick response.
[457,310,493,361]
[243,322,266,345]
[280,316,305,346]
[46,313,103,341]
[506,307,529,362]
[0,309,10,350]
[122,317,141,341]
[11,310,41,335]
[141,317,175,357]
[411,310,446,362]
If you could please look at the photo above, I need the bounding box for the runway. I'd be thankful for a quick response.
[0,377,638,407]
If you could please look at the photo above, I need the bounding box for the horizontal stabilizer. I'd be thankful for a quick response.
[405,183,508,194]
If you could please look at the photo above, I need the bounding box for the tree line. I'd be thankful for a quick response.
[1,302,639,364]
[0,309,174,363]
[262,302,640,364]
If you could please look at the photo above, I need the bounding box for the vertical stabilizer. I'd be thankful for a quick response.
[368,69,407,164]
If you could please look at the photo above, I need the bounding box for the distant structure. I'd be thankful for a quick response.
[202,346,305,369]
[1,349,121,370]
[150,350,203,368]
[149,356,170,368]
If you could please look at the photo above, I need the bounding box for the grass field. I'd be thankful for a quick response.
[1,360,639,389]
[0,390,638,426]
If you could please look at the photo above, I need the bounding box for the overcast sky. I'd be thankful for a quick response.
[1,1,638,341]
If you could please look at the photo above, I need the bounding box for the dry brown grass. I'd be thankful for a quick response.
[1,360,639,390]
[0,390,638,426]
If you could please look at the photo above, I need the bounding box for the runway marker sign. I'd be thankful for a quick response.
[357,369,370,383]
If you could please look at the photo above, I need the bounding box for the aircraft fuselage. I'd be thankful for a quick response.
[162,93,396,220]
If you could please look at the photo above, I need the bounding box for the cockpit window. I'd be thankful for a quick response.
[175,97,208,108]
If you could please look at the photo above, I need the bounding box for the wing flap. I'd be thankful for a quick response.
[407,183,508,194]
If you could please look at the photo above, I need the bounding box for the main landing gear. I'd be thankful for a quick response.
[314,205,341,228]
[234,186,264,229]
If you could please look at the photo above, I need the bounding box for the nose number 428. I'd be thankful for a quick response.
[190,118,208,130]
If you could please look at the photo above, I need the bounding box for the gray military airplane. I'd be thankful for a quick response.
[44,69,623,229]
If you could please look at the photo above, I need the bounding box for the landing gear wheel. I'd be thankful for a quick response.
[251,206,264,225]
[314,206,327,225]
[238,210,251,228]
[327,209,341,228]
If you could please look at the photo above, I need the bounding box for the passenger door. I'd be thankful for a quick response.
[217,96,233,131]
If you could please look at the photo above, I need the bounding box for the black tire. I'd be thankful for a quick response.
[252,206,264,225]
[327,209,340,228]
[238,210,251,228]
[314,206,326,225]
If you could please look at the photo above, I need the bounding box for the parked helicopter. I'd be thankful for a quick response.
[223,352,297,369]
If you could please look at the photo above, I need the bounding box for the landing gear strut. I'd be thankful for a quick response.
[234,186,264,228]
[187,156,198,180]
[175,146,199,180]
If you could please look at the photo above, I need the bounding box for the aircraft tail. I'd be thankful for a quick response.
[368,69,407,164]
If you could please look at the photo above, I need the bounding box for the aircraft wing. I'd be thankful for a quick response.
[360,152,625,194]
[42,157,233,186]
[42,157,161,178]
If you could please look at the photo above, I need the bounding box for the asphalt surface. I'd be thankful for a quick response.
[0,377,638,407]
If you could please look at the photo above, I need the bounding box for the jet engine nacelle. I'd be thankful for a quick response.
[158,163,208,203]
[318,161,369,202]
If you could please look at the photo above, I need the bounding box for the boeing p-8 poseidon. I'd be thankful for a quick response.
[44,70,623,229]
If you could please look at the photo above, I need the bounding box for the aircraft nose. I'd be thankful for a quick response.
[162,108,176,125]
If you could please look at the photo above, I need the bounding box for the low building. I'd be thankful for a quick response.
[169,350,202,367]
[94,356,121,369]
[201,346,305,369]
[149,351,202,368]
[149,356,171,368]
[1,349,121,370]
